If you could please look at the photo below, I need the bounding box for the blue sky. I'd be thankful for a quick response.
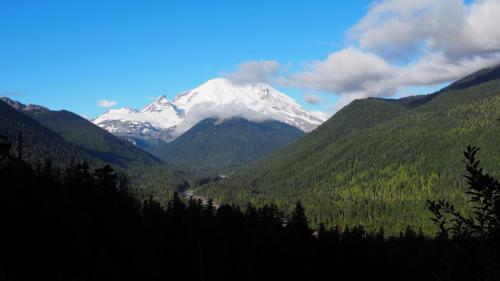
[1,0,498,119]
[0,0,371,118]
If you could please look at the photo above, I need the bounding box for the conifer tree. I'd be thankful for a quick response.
[287,202,311,239]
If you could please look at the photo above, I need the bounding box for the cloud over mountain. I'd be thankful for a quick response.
[94,78,326,148]
[280,0,500,110]
[225,60,280,84]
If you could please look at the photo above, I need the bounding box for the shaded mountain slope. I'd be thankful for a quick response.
[0,99,89,166]
[25,108,161,168]
[151,118,305,174]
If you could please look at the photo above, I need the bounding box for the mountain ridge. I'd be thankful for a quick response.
[1,97,162,168]
[0,98,95,166]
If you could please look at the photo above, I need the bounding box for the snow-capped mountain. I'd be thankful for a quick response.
[93,78,327,149]
[93,97,184,147]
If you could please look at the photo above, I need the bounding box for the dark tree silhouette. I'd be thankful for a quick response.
[287,201,311,239]
[428,146,500,239]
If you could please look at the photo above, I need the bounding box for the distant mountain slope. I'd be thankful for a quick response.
[0,99,89,166]
[151,118,305,174]
[29,109,161,167]
[198,64,500,234]
[93,78,326,149]
[2,97,161,168]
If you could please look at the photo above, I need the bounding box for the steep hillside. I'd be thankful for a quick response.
[151,118,305,174]
[198,65,500,234]
[0,99,89,166]
[25,108,161,168]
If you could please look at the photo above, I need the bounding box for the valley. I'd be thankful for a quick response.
[2,65,500,236]
[195,65,500,234]
[4,1,500,279]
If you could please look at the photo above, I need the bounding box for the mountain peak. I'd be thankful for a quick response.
[194,77,273,92]
[172,78,325,132]
[202,77,232,85]
[156,95,170,104]
[93,77,327,147]
[142,95,182,114]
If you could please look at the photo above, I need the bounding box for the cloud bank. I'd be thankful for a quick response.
[282,0,500,110]
[225,60,280,84]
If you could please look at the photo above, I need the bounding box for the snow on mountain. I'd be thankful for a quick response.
[173,78,324,133]
[94,96,184,130]
[93,78,327,148]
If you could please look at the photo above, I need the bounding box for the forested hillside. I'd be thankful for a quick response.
[24,106,162,167]
[198,65,500,234]
[0,98,186,201]
[0,99,90,166]
[150,118,304,174]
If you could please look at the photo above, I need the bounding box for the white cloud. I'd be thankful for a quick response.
[348,0,500,61]
[97,99,118,108]
[225,60,280,84]
[349,0,467,60]
[284,48,397,97]
[282,0,500,111]
[397,52,499,86]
